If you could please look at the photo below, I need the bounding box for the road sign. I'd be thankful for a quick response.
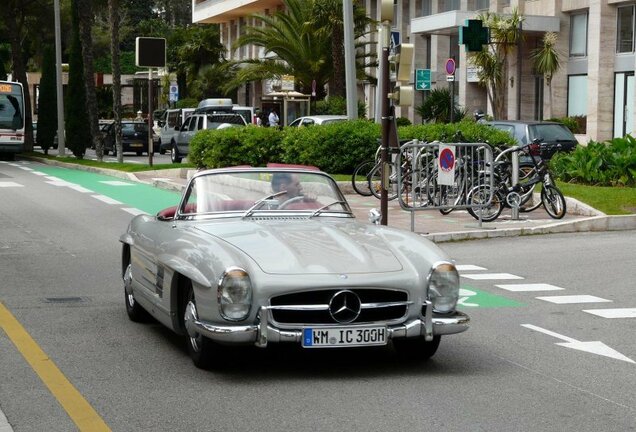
[415,69,431,90]
[390,30,400,54]
[446,75,455,82]
[169,83,178,102]
[445,58,456,75]
[437,145,456,186]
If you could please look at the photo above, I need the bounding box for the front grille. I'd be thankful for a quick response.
[270,288,409,325]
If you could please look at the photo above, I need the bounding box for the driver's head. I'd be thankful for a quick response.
[271,173,302,197]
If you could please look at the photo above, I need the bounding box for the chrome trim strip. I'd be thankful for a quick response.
[187,306,469,348]
[267,300,412,311]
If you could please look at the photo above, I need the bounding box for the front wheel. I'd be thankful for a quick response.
[541,185,566,219]
[351,161,375,196]
[171,144,182,163]
[467,185,503,222]
[182,283,217,369]
[393,336,441,360]
[123,263,149,322]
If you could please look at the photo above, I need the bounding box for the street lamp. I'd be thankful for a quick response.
[54,0,65,155]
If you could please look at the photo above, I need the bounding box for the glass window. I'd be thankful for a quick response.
[570,12,588,57]
[440,0,460,12]
[567,75,588,117]
[617,6,634,53]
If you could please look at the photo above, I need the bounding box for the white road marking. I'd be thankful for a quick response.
[122,208,146,216]
[495,283,563,292]
[31,171,48,176]
[18,166,33,171]
[462,273,523,280]
[456,265,487,271]
[536,295,612,304]
[91,195,122,205]
[67,185,93,193]
[583,308,636,319]
[45,181,75,187]
[0,182,23,188]
[522,324,635,364]
[99,180,133,186]
[0,405,15,432]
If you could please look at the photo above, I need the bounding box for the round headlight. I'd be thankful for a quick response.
[217,267,252,321]
[428,262,459,313]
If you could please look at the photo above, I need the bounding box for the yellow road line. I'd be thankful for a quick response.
[0,302,110,431]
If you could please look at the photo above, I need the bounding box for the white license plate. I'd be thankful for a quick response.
[130,142,143,147]
[302,326,387,348]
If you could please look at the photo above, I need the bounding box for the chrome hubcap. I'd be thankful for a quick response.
[124,264,134,307]
[184,300,202,353]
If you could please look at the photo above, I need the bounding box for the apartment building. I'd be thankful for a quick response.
[193,0,636,142]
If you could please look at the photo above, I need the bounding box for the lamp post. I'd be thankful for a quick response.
[54,0,65,155]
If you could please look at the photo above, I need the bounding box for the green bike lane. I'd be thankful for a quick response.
[35,165,181,214]
[33,164,525,310]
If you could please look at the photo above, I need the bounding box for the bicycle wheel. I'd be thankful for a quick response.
[541,185,567,219]
[369,163,398,200]
[351,161,375,196]
[467,185,503,222]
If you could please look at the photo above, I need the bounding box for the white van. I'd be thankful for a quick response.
[159,108,194,154]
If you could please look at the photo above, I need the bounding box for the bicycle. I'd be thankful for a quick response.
[466,141,567,222]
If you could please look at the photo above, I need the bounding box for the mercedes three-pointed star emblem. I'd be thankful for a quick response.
[328,290,361,323]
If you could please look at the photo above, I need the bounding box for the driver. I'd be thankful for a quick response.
[271,173,317,208]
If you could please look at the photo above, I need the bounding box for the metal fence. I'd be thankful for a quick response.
[395,140,495,231]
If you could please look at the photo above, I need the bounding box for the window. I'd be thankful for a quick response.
[440,0,460,12]
[475,0,489,11]
[570,12,588,57]
[617,6,634,53]
[567,75,588,117]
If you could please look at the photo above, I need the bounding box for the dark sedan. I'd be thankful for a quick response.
[486,120,579,159]
[103,121,160,156]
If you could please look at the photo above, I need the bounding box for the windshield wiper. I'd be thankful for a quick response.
[309,200,347,218]
[242,190,287,218]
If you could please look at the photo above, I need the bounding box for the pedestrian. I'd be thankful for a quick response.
[255,108,263,126]
[268,108,279,127]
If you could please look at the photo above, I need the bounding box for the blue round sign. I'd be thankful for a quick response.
[439,148,455,172]
[445,58,456,75]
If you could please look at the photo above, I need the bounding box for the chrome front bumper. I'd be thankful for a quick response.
[186,302,469,348]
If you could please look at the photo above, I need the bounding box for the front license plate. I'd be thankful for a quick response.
[130,142,143,147]
[302,326,387,348]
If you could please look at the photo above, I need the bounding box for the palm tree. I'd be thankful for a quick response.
[469,8,523,120]
[77,0,103,160]
[224,0,375,99]
[531,32,561,120]
[108,0,123,162]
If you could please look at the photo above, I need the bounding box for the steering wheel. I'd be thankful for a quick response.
[278,196,305,209]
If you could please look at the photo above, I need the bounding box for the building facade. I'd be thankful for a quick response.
[193,0,636,142]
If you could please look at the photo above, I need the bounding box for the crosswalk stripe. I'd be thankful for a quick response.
[122,208,146,216]
[462,273,523,280]
[456,265,487,271]
[583,308,636,318]
[536,295,611,304]
[0,182,23,188]
[91,194,122,205]
[495,283,564,292]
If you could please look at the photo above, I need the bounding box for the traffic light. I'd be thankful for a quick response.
[389,43,414,106]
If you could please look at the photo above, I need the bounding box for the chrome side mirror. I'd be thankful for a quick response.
[368,208,381,225]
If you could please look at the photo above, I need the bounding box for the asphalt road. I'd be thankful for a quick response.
[1,159,635,431]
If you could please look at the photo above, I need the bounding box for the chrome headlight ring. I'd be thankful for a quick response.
[217,266,252,321]
[427,261,460,314]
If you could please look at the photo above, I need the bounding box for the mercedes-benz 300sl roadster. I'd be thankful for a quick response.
[120,166,469,368]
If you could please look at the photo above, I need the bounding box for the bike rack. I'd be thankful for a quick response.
[396,140,495,232]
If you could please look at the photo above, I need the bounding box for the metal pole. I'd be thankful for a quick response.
[343,0,358,119]
[375,26,384,124]
[516,21,522,120]
[380,22,391,226]
[148,68,153,167]
[54,0,65,156]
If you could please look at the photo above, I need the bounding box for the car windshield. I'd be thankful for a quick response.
[178,170,351,217]
[528,124,576,142]
[121,123,148,134]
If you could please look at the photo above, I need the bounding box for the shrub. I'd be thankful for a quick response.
[551,134,636,186]
[189,125,284,168]
[281,119,380,173]
[396,117,411,127]
[398,120,515,147]
[415,87,465,123]
[313,96,367,118]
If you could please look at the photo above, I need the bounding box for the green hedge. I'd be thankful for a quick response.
[189,120,515,173]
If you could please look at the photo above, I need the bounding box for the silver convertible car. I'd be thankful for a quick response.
[120,166,469,368]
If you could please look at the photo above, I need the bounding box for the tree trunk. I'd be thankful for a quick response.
[109,0,123,163]
[329,24,345,98]
[77,0,103,160]
[3,6,34,152]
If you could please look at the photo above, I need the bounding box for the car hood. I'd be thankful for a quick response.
[193,219,403,275]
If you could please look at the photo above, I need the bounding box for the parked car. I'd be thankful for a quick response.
[486,120,579,159]
[170,113,246,163]
[159,108,194,154]
[120,165,469,369]
[288,115,348,127]
[103,120,159,156]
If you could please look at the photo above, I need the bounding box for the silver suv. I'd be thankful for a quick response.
[170,113,246,163]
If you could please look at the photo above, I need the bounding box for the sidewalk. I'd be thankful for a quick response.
[128,167,636,242]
